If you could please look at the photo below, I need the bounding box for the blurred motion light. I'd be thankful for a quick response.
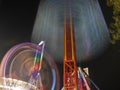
[31,0,110,63]
[0,42,60,90]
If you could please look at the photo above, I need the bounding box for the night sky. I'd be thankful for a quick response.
[0,0,120,90]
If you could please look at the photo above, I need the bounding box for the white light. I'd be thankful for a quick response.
[12,86,22,90]
[0,77,37,90]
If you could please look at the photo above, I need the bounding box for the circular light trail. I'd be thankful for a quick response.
[0,42,60,90]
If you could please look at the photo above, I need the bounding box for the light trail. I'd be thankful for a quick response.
[32,0,110,63]
[29,41,45,89]
[33,41,45,71]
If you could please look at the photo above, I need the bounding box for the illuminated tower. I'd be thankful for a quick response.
[31,0,110,89]
[63,0,78,89]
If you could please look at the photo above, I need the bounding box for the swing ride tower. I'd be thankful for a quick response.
[63,0,78,89]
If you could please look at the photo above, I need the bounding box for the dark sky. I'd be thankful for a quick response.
[0,0,120,90]
[0,0,40,59]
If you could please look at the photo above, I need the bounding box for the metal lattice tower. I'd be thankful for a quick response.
[63,0,78,89]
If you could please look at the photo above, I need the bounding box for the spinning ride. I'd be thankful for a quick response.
[0,42,60,90]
